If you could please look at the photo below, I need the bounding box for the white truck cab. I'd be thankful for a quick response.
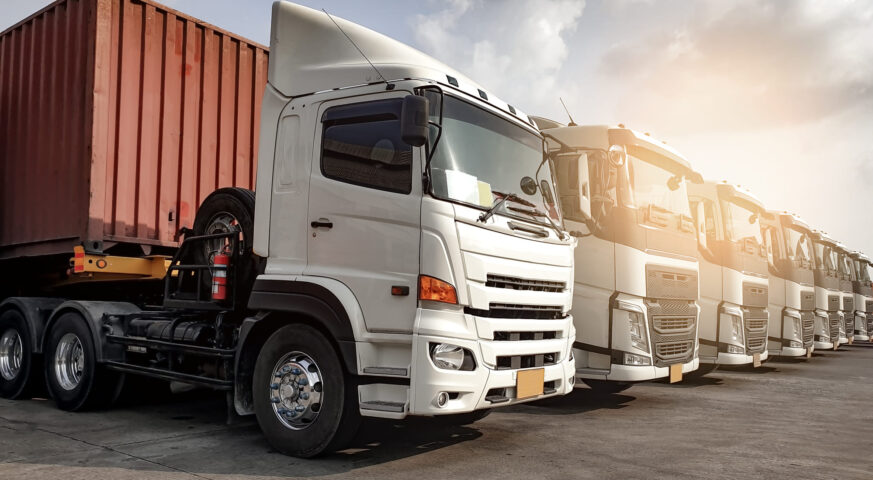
[835,243,855,344]
[848,251,873,341]
[253,0,576,433]
[688,182,770,368]
[811,231,842,350]
[761,212,816,357]
[535,121,701,392]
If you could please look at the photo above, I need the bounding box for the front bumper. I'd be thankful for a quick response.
[593,357,699,382]
[715,349,769,365]
[408,310,575,416]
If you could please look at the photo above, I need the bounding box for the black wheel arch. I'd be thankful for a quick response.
[0,297,64,353]
[42,301,141,362]
[234,279,358,416]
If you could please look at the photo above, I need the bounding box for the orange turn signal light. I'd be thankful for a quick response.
[419,275,458,304]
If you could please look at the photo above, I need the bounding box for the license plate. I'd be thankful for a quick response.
[669,363,683,383]
[806,348,812,358]
[753,353,761,367]
[516,368,544,399]
[849,337,854,345]
[834,342,839,351]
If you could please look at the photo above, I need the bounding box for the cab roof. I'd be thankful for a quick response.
[269,1,533,127]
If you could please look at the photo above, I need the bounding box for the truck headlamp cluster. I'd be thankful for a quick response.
[429,343,476,371]
[730,315,743,344]
[789,340,803,348]
[615,301,648,353]
[791,316,802,339]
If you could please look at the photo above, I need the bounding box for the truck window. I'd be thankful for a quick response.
[320,99,412,194]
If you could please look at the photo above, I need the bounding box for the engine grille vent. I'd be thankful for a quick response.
[486,274,565,293]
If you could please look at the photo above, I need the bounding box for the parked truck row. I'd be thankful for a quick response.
[1,0,870,459]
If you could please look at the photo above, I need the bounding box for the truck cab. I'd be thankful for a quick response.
[811,231,842,350]
[760,212,815,357]
[688,182,769,367]
[848,252,873,341]
[835,243,855,344]
[0,1,576,457]
[536,121,701,391]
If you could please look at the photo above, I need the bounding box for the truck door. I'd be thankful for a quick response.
[305,94,422,333]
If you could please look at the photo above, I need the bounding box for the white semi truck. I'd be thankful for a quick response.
[688,182,770,370]
[0,1,577,457]
[811,231,842,350]
[760,212,816,357]
[848,251,873,341]
[534,120,702,393]
[835,243,855,344]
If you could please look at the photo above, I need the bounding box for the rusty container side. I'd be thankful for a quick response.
[0,0,94,258]
[0,0,269,260]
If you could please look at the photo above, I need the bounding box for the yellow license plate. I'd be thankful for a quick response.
[516,368,545,399]
[753,353,761,367]
[669,363,683,383]
[806,348,812,358]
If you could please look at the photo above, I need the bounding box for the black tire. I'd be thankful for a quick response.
[0,309,40,399]
[582,379,632,395]
[192,188,258,309]
[44,312,124,411]
[253,324,360,458]
[438,409,492,426]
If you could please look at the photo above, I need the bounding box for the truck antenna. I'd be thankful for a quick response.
[322,9,391,88]
[559,97,577,126]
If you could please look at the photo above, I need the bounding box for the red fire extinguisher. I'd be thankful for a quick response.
[212,250,230,302]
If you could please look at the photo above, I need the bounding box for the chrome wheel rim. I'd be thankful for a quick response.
[0,330,23,381]
[54,333,84,391]
[269,351,323,430]
[204,212,243,262]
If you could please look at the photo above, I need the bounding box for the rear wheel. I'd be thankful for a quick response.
[582,379,632,395]
[44,312,123,411]
[0,309,39,399]
[253,324,360,457]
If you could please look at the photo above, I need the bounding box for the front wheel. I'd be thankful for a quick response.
[253,324,360,457]
[582,379,632,395]
[0,309,39,399]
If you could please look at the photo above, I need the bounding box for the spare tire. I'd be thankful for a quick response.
[192,188,259,310]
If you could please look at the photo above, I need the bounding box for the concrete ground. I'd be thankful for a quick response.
[1,344,872,480]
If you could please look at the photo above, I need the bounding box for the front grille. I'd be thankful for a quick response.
[645,267,698,300]
[656,340,694,360]
[653,316,695,333]
[486,274,565,293]
[466,304,564,320]
[645,299,698,367]
[801,311,814,346]
[496,352,558,370]
[493,331,558,341]
[829,311,841,340]
[744,307,767,354]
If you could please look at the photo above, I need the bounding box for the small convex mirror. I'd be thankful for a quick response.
[401,95,429,147]
[520,176,538,195]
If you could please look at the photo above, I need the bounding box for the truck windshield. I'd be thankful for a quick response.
[723,201,763,246]
[428,95,560,223]
[626,154,691,216]
[814,241,837,273]
[840,254,855,281]
[862,262,873,283]
[785,226,813,266]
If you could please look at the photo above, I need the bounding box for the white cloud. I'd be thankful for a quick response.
[411,0,585,112]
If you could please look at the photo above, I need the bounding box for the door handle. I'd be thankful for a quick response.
[311,218,333,229]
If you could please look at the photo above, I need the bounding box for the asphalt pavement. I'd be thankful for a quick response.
[1,343,872,480]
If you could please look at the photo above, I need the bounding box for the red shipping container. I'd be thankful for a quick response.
[0,0,268,260]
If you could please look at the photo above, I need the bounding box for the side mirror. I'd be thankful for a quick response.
[576,153,592,221]
[401,94,429,147]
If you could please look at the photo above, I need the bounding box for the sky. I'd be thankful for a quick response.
[2,0,872,254]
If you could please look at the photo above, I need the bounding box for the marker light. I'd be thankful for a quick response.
[419,275,458,304]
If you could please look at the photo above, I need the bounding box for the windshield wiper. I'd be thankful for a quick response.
[478,192,519,223]
[505,205,565,239]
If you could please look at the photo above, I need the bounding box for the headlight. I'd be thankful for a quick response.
[430,343,476,370]
[730,315,743,343]
[727,344,745,354]
[627,310,649,353]
[792,317,802,338]
[789,340,803,348]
